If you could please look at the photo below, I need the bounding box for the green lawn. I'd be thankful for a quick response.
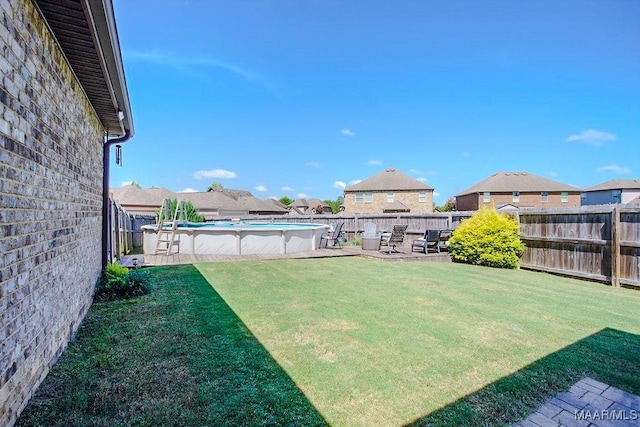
[17,258,640,426]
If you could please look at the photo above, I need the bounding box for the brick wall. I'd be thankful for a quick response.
[1,1,105,425]
[456,192,582,211]
[343,190,434,214]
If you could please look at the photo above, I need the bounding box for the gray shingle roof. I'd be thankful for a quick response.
[383,201,410,212]
[110,185,165,206]
[344,168,433,192]
[584,179,640,191]
[456,171,581,196]
[109,185,288,214]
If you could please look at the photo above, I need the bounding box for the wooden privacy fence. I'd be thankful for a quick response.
[516,205,640,288]
[222,212,474,241]
[107,199,155,261]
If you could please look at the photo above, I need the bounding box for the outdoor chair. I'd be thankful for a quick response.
[380,224,408,254]
[411,229,452,253]
[363,221,379,238]
[411,229,440,254]
[320,222,344,249]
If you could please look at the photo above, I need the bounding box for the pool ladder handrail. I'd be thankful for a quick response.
[154,199,187,255]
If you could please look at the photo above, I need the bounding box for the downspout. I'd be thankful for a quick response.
[102,129,131,269]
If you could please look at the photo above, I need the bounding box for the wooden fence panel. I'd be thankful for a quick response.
[518,205,640,288]
[620,207,640,286]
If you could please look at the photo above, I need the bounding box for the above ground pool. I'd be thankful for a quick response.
[142,221,330,256]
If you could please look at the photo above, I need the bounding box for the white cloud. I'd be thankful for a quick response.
[305,162,322,169]
[281,186,293,192]
[548,172,559,177]
[178,188,198,193]
[124,49,271,88]
[341,129,355,137]
[121,181,133,187]
[433,191,440,197]
[297,193,309,198]
[193,169,237,179]
[333,181,347,189]
[367,160,383,166]
[566,129,617,147]
[349,179,362,185]
[597,164,631,174]
[461,151,471,157]
[254,184,268,192]
[416,177,427,182]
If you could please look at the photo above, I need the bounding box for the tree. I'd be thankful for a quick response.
[159,198,205,223]
[207,182,224,191]
[435,198,456,212]
[278,196,294,206]
[323,196,344,214]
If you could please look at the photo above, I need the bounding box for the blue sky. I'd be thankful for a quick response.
[110,0,639,203]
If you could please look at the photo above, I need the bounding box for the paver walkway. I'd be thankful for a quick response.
[515,377,640,427]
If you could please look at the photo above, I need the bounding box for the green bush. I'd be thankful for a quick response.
[97,263,150,300]
[448,207,525,269]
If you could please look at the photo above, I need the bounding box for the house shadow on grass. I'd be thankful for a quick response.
[405,327,640,426]
[17,264,327,427]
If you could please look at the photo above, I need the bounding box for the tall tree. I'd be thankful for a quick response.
[159,198,205,222]
[207,182,224,191]
[323,195,344,214]
[278,196,294,206]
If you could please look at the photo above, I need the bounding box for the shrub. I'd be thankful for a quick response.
[448,207,525,269]
[97,263,150,300]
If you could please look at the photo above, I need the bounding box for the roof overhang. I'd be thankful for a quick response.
[32,0,134,138]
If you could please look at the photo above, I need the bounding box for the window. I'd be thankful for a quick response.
[419,191,426,203]
[483,192,491,203]
[541,191,548,203]
[561,191,569,203]
[512,191,520,202]
[613,190,622,203]
[387,192,394,203]
[356,192,373,203]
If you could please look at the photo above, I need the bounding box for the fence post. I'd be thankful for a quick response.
[113,203,121,260]
[611,206,621,287]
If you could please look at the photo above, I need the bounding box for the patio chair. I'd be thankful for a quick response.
[363,221,378,238]
[412,229,453,253]
[320,222,344,249]
[436,229,452,253]
[411,229,440,254]
[380,224,408,254]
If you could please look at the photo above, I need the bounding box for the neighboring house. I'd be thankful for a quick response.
[581,179,640,206]
[343,168,434,214]
[110,185,289,220]
[0,1,133,426]
[290,198,332,215]
[455,172,581,211]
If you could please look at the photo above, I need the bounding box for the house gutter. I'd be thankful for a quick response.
[102,129,132,269]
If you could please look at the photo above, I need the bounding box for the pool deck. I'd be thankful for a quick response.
[119,242,451,267]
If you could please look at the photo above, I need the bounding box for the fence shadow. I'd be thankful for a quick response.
[405,328,640,426]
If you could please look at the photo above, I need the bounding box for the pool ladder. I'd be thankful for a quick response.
[154,199,186,255]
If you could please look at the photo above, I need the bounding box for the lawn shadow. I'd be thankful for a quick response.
[405,327,640,426]
[148,264,329,426]
[17,264,327,427]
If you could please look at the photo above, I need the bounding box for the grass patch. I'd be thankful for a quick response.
[17,265,326,427]
[17,259,640,426]
[195,258,640,426]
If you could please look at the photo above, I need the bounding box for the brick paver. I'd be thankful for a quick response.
[515,378,640,427]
